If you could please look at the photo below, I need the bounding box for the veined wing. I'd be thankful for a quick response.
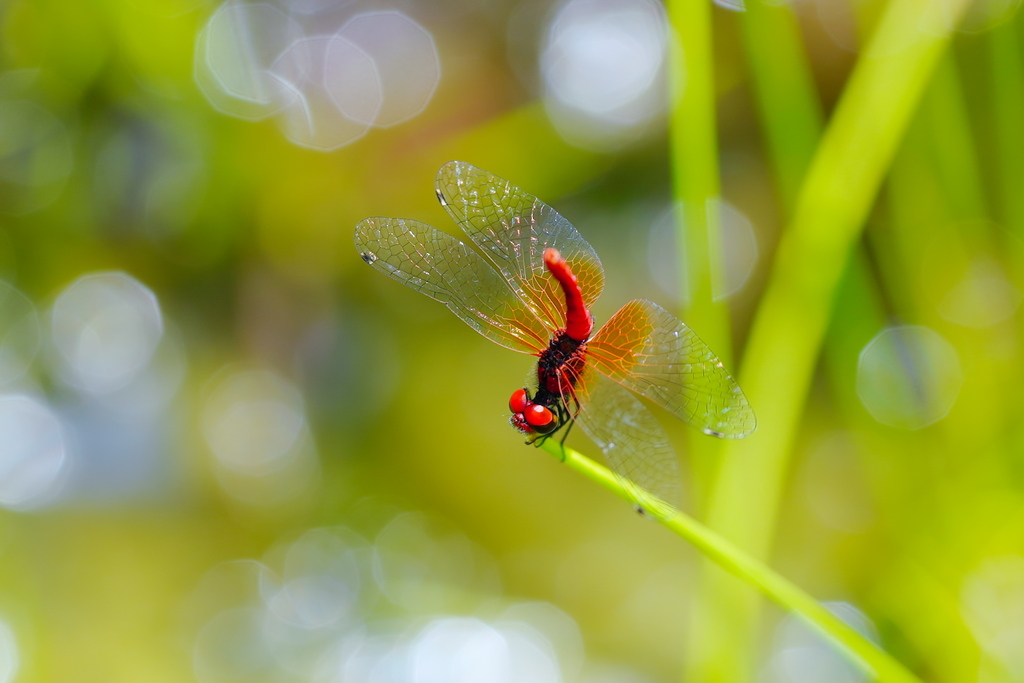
[355,217,549,354]
[587,300,756,438]
[558,366,682,517]
[435,161,604,333]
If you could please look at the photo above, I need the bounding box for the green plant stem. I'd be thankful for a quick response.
[686,2,825,680]
[987,17,1024,236]
[667,0,729,363]
[537,439,923,683]
[739,0,823,215]
[694,0,970,678]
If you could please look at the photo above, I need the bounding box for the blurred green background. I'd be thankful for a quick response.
[0,0,1022,681]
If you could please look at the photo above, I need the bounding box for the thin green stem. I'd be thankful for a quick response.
[687,1,972,679]
[987,17,1024,236]
[537,439,923,683]
[667,0,729,363]
[686,3,825,679]
[739,0,823,214]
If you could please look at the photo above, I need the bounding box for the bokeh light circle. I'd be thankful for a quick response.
[648,200,759,304]
[193,607,276,683]
[499,602,584,681]
[51,272,164,395]
[195,1,303,120]
[921,227,1024,329]
[271,35,381,150]
[0,395,68,511]
[773,602,877,683]
[202,369,308,476]
[856,325,962,430]
[542,0,668,150]
[961,555,1024,675]
[0,618,18,683]
[936,255,1021,328]
[338,11,441,127]
[372,512,499,614]
[195,3,439,150]
[270,528,362,629]
[410,617,561,683]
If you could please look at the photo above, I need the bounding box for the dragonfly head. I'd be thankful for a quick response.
[508,388,557,435]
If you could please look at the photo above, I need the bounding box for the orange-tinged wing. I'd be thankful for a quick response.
[558,366,682,516]
[435,161,604,333]
[355,217,549,354]
[587,300,756,438]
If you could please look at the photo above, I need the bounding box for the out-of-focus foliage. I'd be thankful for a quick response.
[0,0,1022,681]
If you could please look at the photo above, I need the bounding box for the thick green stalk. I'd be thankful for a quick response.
[686,2,824,680]
[923,55,988,222]
[667,0,729,362]
[988,16,1024,236]
[538,439,922,683]
[738,0,824,214]
[697,0,970,678]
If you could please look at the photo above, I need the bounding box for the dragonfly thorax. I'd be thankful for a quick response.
[508,330,586,437]
[537,330,587,395]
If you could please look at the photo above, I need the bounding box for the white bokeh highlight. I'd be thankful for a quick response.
[269,528,362,630]
[857,325,962,430]
[649,200,759,304]
[203,369,306,475]
[542,0,668,150]
[51,272,164,395]
[0,618,18,683]
[195,2,303,120]
[499,603,584,682]
[937,255,1021,328]
[202,368,319,505]
[0,395,68,510]
[194,607,276,683]
[372,512,500,615]
[410,617,562,683]
[338,12,441,127]
[191,521,580,683]
[961,555,1024,678]
[195,4,440,150]
[271,35,381,150]
[771,602,877,683]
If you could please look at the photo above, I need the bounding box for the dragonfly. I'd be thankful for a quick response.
[354,161,755,513]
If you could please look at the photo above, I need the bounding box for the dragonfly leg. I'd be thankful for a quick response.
[560,390,583,446]
[559,414,575,445]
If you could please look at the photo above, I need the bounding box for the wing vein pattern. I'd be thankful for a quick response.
[435,161,605,333]
[559,366,682,515]
[587,300,756,438]
[355,217,549,354]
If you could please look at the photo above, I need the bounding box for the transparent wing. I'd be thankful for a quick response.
[560,367,682,517]
[355,217,550,354]
[587,300,756,438]
[435,161,604,332]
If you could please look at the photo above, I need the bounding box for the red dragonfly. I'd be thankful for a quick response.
[355,161,755,510]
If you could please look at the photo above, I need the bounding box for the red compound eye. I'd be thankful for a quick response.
[509,388,530,414]
[524,404,556,433]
